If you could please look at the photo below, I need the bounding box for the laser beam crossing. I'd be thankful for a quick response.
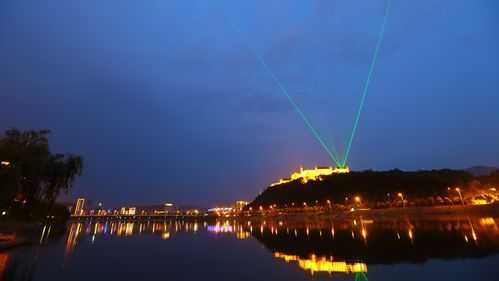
[341,0,392,167]
[228,22,341,166]
[222,0,392,169]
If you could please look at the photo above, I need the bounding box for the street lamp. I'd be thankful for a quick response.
[455,188,465,205]
[397,193,405,208]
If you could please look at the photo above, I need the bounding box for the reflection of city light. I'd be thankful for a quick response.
[162,232,170,240]
[236,231,250,240]
[125,223,134,236]
[274,253,367,275]
[480,217,496,226]
[207,222,233,233]
[0,252,8,280]
[65,223,82,257]
[472,229,478,241]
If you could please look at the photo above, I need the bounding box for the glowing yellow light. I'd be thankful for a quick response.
[354,196,361,203]
[274,253,367,275]
[472,199,489,205]
[161,232,170,240]
[0,161,11,166]
[270,166,350,187]
[472,230,478,241]
[479,217,496,226]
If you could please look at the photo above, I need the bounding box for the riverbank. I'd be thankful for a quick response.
[339,203,499,220]
[243,203,499,223]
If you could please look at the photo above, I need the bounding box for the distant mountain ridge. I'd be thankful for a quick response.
[465,166,498,176]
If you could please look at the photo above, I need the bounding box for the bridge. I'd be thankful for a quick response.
[70,214,212,221]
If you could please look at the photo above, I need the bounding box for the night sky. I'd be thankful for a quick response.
[1,0,498,208]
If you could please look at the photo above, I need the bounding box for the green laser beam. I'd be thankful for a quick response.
[228,22,341,166]
[355,272,369,281]
[255,54,341,166]
[342,0,392,167]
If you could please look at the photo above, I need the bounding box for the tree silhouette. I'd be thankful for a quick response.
[0,128,83,219]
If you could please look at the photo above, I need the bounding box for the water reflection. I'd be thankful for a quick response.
[2,216,499,281]
[62,217,499,272]
[273,252,367,275]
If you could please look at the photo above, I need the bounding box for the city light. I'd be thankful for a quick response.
[397,193,406,208]
[455,188,465,205]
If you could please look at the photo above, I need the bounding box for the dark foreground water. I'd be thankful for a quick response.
[2,215,499,281]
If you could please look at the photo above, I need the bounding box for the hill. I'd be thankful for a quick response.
[466,166,498,176]
[248,169,474,209]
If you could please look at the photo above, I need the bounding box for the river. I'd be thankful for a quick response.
[1,215,499,281]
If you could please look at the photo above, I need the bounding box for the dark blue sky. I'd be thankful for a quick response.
[1,0,498,207]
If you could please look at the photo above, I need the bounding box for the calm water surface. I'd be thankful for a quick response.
[2,215,499,281]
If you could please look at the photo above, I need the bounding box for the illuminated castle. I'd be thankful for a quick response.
[270,166,350,187]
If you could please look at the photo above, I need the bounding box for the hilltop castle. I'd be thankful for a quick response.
[270,166,350,187]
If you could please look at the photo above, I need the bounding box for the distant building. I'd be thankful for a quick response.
[120,207,136,216]
[207,207,233,217]
[234,201,249,213]
[74,198,85,216]
[270,166,350,187]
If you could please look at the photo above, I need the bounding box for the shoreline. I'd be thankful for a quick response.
[69,203,499,222]
[241,203,499,222]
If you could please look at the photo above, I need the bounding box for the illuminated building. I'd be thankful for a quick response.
[0,161,11,167]
[234,200,249,213]
[273,253,367,275]
[119,207,136,216]
[185,209,200,215]
[207,207,233,217]
[73,198,85,216]
[271,166,350,187]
